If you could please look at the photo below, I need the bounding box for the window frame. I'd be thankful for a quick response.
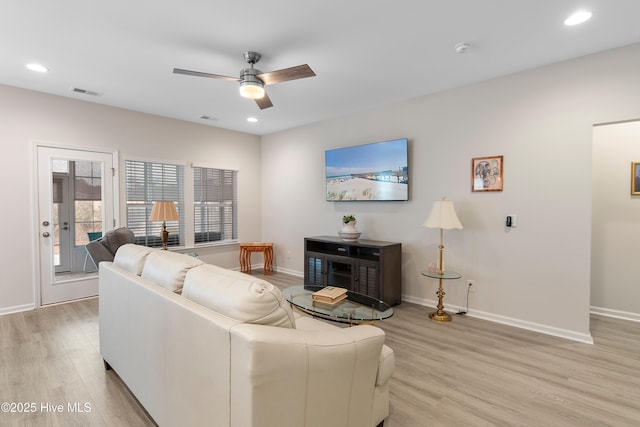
[123,158,239,250]
[73,160,103,246]
[193,165,239,246]
[124,159,185,248]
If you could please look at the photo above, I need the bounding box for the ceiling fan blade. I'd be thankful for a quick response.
[173,68,239,82]
[257,64,315,86]
[255,92,273,109]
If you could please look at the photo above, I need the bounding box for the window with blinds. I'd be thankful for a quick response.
[193,166,237,244]
[125,160,184,248]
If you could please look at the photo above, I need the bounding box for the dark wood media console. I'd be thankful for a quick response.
[304,236,401,305]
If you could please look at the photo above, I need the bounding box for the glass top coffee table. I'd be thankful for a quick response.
[283,285,394,325]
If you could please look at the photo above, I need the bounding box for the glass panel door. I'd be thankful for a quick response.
[38,146,115,305]
[52,174,71,273]
[326,257,353,289]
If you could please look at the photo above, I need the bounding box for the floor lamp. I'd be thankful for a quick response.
[423,198,463,322]
[149,201,179,250]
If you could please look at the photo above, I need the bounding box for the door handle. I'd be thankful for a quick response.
[42,232,50,237]
[62,226,69,230]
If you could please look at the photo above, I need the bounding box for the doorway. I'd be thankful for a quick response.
[591,121,640,321]
[36,145,117,305]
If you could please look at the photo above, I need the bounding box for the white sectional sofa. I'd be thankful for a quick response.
[99,244,394,427]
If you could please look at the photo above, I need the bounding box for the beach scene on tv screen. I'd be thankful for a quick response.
[326,139,408,201]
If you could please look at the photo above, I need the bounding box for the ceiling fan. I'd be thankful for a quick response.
[173,51,316,109]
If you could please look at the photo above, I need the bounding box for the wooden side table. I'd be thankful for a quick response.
[239,243,274,274]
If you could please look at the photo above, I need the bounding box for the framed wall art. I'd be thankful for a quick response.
[472,155,503,192]
[632,161,640,195]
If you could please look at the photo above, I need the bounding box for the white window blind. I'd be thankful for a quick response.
[193,166,237,244]
[125,160,185,247]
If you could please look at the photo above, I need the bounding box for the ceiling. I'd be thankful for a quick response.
[2,1,640,136]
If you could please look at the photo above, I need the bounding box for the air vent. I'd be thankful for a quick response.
[71,87,102,97]
[200,115,218,121]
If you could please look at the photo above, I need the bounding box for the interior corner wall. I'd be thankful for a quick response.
[261,42,640,340]
[0,84,261,314]
[592,120,640,319]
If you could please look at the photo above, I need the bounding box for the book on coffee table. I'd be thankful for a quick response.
[312,286,348,304]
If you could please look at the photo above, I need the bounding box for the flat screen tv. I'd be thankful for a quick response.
[325,138,409,201]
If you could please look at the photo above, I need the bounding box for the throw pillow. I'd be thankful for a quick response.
[182,264,296,328]
[141,251,204,293]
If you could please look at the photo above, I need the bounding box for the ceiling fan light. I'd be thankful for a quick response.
[239,81,265,99]
[564,10,592,26]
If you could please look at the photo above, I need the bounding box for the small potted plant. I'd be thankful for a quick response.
[339,215,361,241]
[342,214,356,225]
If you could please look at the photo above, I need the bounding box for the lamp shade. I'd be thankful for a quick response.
[239,80,265,99]
[423,199,463,230]
[149,201,179,222]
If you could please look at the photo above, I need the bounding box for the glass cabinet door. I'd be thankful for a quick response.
[326,257,353,289]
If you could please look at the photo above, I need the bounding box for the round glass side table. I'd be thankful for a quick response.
[421,270,462,322]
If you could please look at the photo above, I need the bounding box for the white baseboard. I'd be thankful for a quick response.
[247,271,595,344]
[402,294,594,344]
[467,307,594,344]
[233,265,304,277]
[0,303,35,317]
[402,295,468,316]
[272,266,304,277]
[591,306,640,323]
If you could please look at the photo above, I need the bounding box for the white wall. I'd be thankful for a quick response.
[592,120,640,321]
[261,42,640,342]
[0,84,261,314]
[4,43,640,340]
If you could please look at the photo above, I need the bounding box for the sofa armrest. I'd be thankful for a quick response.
[229,323,386,427]
[376,344,395,387]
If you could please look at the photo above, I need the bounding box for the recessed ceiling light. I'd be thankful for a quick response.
[564,10,592,26]
[247,117,258,123]
[26,63,48,73]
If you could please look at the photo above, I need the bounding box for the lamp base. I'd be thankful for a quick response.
[429,311,452,322]
[161,227,169,250]
[430,263,451,322]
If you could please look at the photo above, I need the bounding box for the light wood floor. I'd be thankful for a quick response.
[1,270,639,426]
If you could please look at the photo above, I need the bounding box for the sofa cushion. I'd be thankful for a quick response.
[141,251,204,293]
[114,244,155,275]
[182,264,296,328]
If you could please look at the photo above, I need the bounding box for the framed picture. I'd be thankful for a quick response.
[472,155,503,192]
[632,162,640,195]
